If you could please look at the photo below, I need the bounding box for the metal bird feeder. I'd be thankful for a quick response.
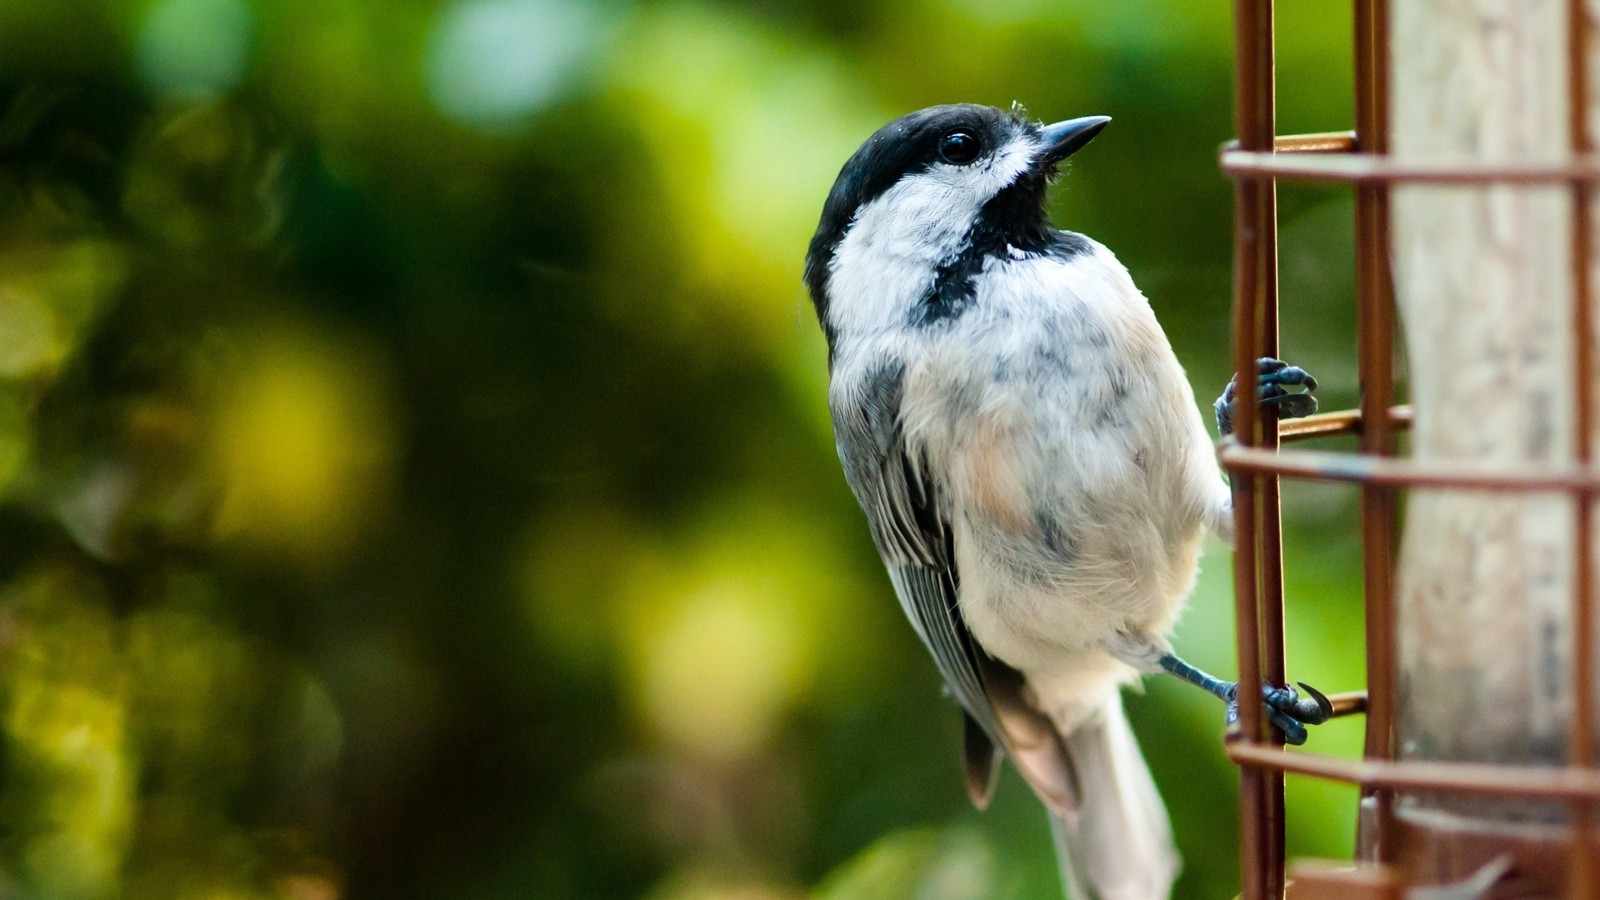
[1222,0,1600,896]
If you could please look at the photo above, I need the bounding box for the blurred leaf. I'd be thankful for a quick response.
[204,320,397,567]
[815,827,995,900]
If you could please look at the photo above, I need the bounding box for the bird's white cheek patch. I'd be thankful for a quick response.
[851,176,974,263]
[962,137,1039,203]
[839,133,1042,271]
[824,133,1042,336]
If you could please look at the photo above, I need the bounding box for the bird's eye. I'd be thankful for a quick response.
[938,130,981,165]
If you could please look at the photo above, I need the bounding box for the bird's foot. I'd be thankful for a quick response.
[1224,681,1334,746]
[1214,358,1319,437]
[1157,652,1331,745]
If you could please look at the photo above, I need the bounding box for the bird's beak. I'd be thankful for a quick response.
[1039,115,1111,164]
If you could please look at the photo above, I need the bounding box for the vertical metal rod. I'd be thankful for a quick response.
[1258,459,1289,899]
[1567,0,1596,894]
[1354,0,1399,865]
[1253,37,1288,900]
[1229,414,1267,900]
[1232,0,1282,896]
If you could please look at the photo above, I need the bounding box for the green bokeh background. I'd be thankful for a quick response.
[0,1,1371,897]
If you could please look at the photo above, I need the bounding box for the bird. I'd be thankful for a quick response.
[802,103,1327,900]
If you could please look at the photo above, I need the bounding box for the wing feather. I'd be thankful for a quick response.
[832,356,1078,815]
[833,360,1000,739]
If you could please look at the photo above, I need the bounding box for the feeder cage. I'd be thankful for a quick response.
[1224,1,1600,897]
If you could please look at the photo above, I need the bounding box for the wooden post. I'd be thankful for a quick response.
[1388,0,1594,890]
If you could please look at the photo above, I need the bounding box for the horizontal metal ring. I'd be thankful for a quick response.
[1221,148,1600,185]
[1220,441,1600,491]
[1229,743,1600,802]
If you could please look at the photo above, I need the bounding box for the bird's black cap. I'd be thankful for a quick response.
[804,104,1109,349]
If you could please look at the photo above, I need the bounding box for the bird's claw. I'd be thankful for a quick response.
[1214,357,1320,437]
[1225,680,1333,746]
[1290,680,1334,724]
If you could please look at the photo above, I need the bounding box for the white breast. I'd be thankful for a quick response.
[893,246,1227,683]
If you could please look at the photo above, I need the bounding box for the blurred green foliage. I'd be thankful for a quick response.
[0,0,1369,897]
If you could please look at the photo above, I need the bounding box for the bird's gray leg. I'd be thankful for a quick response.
[1215,358,1319,437]
[1156,653,1332,746]
[1156,653,1236,704]
[1106,634,1331,745]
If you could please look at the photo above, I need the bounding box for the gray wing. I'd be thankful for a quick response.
[832,359,1075,812]
[831,360,1000,741]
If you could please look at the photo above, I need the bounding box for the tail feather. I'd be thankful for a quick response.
[962,712,1003,809]
[1049,696,1179,900]
[972,650,1079,814]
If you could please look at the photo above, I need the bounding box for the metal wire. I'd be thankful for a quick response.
[1225,0,1596,894]
[1229,1,1281,893]
[1564,0,1597,892]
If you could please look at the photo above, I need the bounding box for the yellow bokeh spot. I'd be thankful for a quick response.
[0,239,126,381]
[9,683,134,839]
[578,499,869,760]
[815,828,995,900]
[0,390,29,495]
[522,498,888,759]
[631,577,804,759]
[604,4,883,346]
[207,324,395,565]
[4,572,137,899]
[646,867,802,900]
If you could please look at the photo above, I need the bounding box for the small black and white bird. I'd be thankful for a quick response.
[803,104,1327,900]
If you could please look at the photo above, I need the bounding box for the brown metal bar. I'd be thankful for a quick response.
[1567,0,1596,894]
[1230,0,1278,895]
[1277,406,1413,442]
[1223,132,1358,156]
[1230,421,1271,900]
[1353,0,1399,868]
[1229,745,1600,802]
[1273,131,1359,154]
[1275,413,1361,442]
[1221,151,1600,184]
[1260,434,1290,900]
[1326,690,1370,719]
[1285,860,1402,900]
[1220,443,1600,491]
